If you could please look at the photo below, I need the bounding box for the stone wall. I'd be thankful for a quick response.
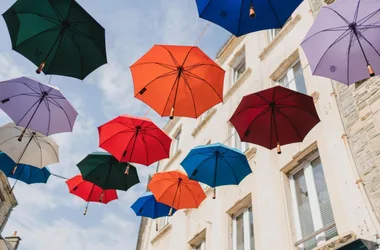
[334,77,380,219]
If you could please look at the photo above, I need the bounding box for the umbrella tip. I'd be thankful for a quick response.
[249,5,256,18]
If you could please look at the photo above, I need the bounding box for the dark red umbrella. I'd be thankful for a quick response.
[66,175,118,215]
[229,86,320,154]
[98,115,172,173]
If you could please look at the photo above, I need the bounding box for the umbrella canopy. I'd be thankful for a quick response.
[195,0,303,37]
[98,115,172,168]
[148,171,206,215]
[181,143,252,198]
[0,77,78,139]
[131,192,176,231]
[77,151,140,191]
[130,45,225,119]
[0,122,59,169]
[2,0,107,80]
[301,0,380,85]
[229,86,320,154]
[66,175,118,215]
[0,152,50,192]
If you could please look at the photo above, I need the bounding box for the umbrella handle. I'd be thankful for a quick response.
[277,142,281,154]
[213,188,216,199]
[12,165,17,175]
[124,165,130,175]
[169,107,174,120]
[83,201,90,215]
[36,61,45,74]
[156,221,158,232]
[368,64,375,77]
[249,4,256,18]
[17,129,26,142]
[168,207,173,217]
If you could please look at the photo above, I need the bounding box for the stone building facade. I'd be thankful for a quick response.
[0,171,20,250]
[135,0,380,249]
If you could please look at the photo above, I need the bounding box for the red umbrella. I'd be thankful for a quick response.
[66,175,118,215]
[229,86,320,154]
[98,115,172,173]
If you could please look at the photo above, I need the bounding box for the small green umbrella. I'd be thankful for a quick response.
[2,0,107,80]
[77,152,140,191]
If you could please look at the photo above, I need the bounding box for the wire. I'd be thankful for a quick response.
[50,173,69,180]
[194,22,211,46]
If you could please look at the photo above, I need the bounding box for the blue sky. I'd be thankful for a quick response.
[0,0,230,249]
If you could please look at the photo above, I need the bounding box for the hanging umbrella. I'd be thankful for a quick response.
[195,0,303,37]
[0,77,78,140]
[77,151,140,191]
[0,123,59,173]
[148,171,206,216]
[98,115,172,173]
[2,0,107,80]
[229,86,320,154]
[66,175,118,215]
[301,0,380,85]
[130,45,225,119]
[181,143,252,199]
[0,152,50,192]
[131,192,177,231]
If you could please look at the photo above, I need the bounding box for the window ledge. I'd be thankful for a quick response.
[245,147,257,160]
[259,14,301,61]
[163,149,182,171]
[150,224,172,244]
[224,67,252,102]
[191,108,217,137]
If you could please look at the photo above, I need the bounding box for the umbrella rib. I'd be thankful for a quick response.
[36,136,59,161]
[5,12,60,25]
[13,26,63,51]
[198,0,213,17]
[134,70,179,98]
[183,71,223,102]
[236,0,244,36]
[68,26,107,60]
[139,132,150,165]
[181,183,199,208]
[99,129,136,147]
[66,30,85,78]
[312,29,352,75]
[184,63,223,72]
[241,107,272,140]
[266,0,282,26]
[301,26,351,44]
[324,7,350,24]
[44,32,65,72]
[189,154,215,178]
[219,157,239,184]
[141,130,170,158]
[276,104,319,119]
[161,76,180,117]
[14,80,41,94]
[255,93,271,104]
[346,32,354,84]
[353,0,361,23]
[357,9,380,25]
[15,98,41,125]
[47,0,64,21]
[180,47,196,68]
[275,108,303,140]
[131,62,177,71]
[43,97,52,135]
[230,105,269,118]
[356,30,380,57]
[181,72,198,118]
[160,45,180,68]
[47,98,74,131]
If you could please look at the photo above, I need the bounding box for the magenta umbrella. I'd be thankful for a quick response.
[301,0,380,85]
[0,77,78,140]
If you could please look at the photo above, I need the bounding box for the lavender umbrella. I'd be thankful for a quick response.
[301,0,380,85]
[0,77,78,140]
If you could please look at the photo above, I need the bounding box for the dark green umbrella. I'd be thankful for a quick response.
[77,152,140,191]
[2,0,107,80]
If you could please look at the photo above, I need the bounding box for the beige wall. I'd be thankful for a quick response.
[136,0,380,249]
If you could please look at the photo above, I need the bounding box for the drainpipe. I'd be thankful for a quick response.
[330,80,380,238]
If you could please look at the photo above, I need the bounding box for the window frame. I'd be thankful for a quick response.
[199,109,212,123]
[171,127,181,156]
[232,206,254,250]
[229,125,249,153]
[288,152,336,249]
[193,239,206,250]
[267,28,281,43]
[158,216,170,231]
[277,59,307,94]
[230,49,246,86]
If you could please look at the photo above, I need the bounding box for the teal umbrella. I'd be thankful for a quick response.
[77,152,140,191]
[2,0,107,80]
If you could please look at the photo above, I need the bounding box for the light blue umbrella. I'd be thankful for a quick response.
[0,152,50,192]
[131,192,176,231]
[181,143,252,199]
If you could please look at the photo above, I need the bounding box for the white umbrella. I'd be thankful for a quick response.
[0,122,59,171]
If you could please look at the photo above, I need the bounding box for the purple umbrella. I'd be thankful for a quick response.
[0,77,78,140]
[301,0,380,85]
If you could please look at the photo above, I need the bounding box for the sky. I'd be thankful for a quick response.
[0,0,231,249]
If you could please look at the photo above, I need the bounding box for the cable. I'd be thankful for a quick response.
[50,173,69,180]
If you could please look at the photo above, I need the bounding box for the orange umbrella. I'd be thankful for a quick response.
[130,45,225,119]
[148,171,206,215]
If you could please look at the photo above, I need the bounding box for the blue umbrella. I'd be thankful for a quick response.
[131,192,176,231]
[195,0,303,37]
[0,152,50,192]
[181,143,252,199]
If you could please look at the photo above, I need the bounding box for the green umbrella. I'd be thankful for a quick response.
[77,152,140,191]
[2,0,107,80]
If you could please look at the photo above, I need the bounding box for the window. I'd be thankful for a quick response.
[232,207,255,250]
[230,50,246,86]
[268,29,280,43]
[194,239,206,250]
[289,155,337,250]
[199,109,212,123]
[158,216,170,231]
[171,128,181,156]
[230,126,248,153]
[278,60,307,94]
